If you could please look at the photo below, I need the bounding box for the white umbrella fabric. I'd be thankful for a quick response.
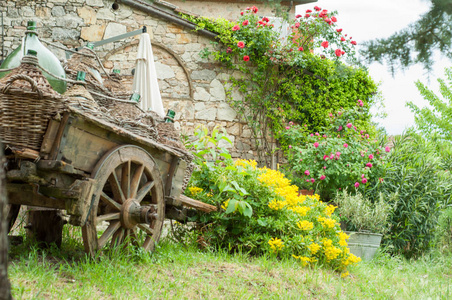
[132,33,165,116]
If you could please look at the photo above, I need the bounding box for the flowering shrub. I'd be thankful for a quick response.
[182,6,378,165]
[184,126,361,275]
[279,101,388,200]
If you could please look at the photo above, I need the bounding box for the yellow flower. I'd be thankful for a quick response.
[338,231,349,246]
[188,186,203,196]
[324,246,342,261]
[268,199,286,210]
[268,237,284,252]
[317,216,337,229]
[308,243,321,254]
[221,199,230,210]
[292,255,311,266]
[234,159,257,169]
[288,205,311,216]
[341,271,350,278]
[297,220,314,231]
[206,193,213,197]
[325,204,337,216]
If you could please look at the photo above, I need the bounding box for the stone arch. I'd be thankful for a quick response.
[102,40,193,99]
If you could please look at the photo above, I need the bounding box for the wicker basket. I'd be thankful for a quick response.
[0,62,66,151]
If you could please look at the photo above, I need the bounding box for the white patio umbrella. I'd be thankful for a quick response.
[132,33,165,116]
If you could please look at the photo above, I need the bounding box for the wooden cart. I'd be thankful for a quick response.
[4,104,214,256]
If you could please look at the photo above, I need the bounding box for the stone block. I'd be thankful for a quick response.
[191,69,216,81]
[116,7,133,19]
[51,6,65,17]
[193,87,210,101]
[210,79,226,101]
[86,0,104,7]
[78,6,97,24]
[217,102,237,121]
[104,23,127,39]
[56,15,83,29]
[218,135,234,149]
[154,25,166,35]
[176,33,190,44]
[228,123,241,135]
[167,24,183,34]
[97,8,115,20]
[36,7,51,18]
[236,141,251,151]
[52,28,80,42]
[80,24,106,41]
[20,6,35,17]
[155,62,175,80]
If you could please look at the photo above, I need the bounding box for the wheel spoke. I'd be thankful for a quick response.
[108,171,126,204]
[111,228,125,247]
[100,192,122,211]
[137,223,155,236]
[96,212,120,224]
[130,164,144,199]
[121,161,131,199]
[136,181,155,203]
[98,221,121,248]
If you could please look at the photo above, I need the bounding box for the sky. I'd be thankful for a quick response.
[296,0,449,135]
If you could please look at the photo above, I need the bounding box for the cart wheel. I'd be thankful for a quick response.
[82,145,165,257]
[6,204,20,233]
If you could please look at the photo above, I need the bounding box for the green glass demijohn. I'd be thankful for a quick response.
[0,20,67,93]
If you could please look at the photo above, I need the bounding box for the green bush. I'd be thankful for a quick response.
[184,125,361,275]
[434,207,452,253]
[372,132,452,258]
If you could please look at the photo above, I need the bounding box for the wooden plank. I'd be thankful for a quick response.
[49,112,71,161]
[178,195,217,213]
[11,148,40,160]
[7,184,66,209]
[40,119,60,157]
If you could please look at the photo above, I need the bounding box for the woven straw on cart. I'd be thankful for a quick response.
[0,59,66,151]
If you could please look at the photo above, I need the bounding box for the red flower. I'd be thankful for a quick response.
[294,22,300,28]
[242,20,249,26]
[296,14,302,18]
[362,178,368,184]
[341,50,345,55]
[321,41,329,48]
[251,6,258,13]
[305,14,310,18]
[243,55,250,61]
[262,17,269,22]
[232,25,240,31]
[237,41,245,48]
[298,46,304,51]
[314,6,321,11]
[351,40,357,45]
[240,12,244,16]
[331,16,337,22]
[320,175,326,180]
[336,28,343,33]
[226,47,232,53]
[341,37,346,42]
[366,163,373,168]
[306,9,312,13]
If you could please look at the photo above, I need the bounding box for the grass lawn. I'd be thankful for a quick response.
[7,225,452,299]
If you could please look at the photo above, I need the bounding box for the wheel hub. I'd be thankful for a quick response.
[120,198,158,229]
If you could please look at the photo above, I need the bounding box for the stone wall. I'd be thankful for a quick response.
[0,0,274,161]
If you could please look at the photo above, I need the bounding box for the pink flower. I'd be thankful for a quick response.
[346,123,352,128]
[243,55,250,61]
[320,175,326,180]
[289,145,292,149]
[323,166,327,169]
[310,133,314,137]
[385,146,391,152]
[298,46,304,51]
[369,154,374,159]
[321,41,329,48]
[336,28,343,33]
[289,121,293,125]
[362,178,368,184]
[336,151,341,157]
[354,182,360,188]
[311,178,315,183]
[361,174,365,178]
[285,126,290,129]
[242,20,249,26]
[314,142,319,148]
[335,49,342,57]
[294,22,300,28]
[232,25,240,31]
[323,155,329,161]
[304,170,310,176]
[366,163,373,168]
[379,177,384,183]
[315,132,320,136]
[323,134,327,138]
[337,126,343,132]
[237,41,245,48]
[351,40,357,45]
[226,47,232,53]
[357,99,364,107]
[343,143,348,148]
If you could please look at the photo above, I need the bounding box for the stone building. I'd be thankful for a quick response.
[0,0,315,161]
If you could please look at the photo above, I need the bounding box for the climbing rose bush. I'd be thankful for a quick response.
[279,101,388,200]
